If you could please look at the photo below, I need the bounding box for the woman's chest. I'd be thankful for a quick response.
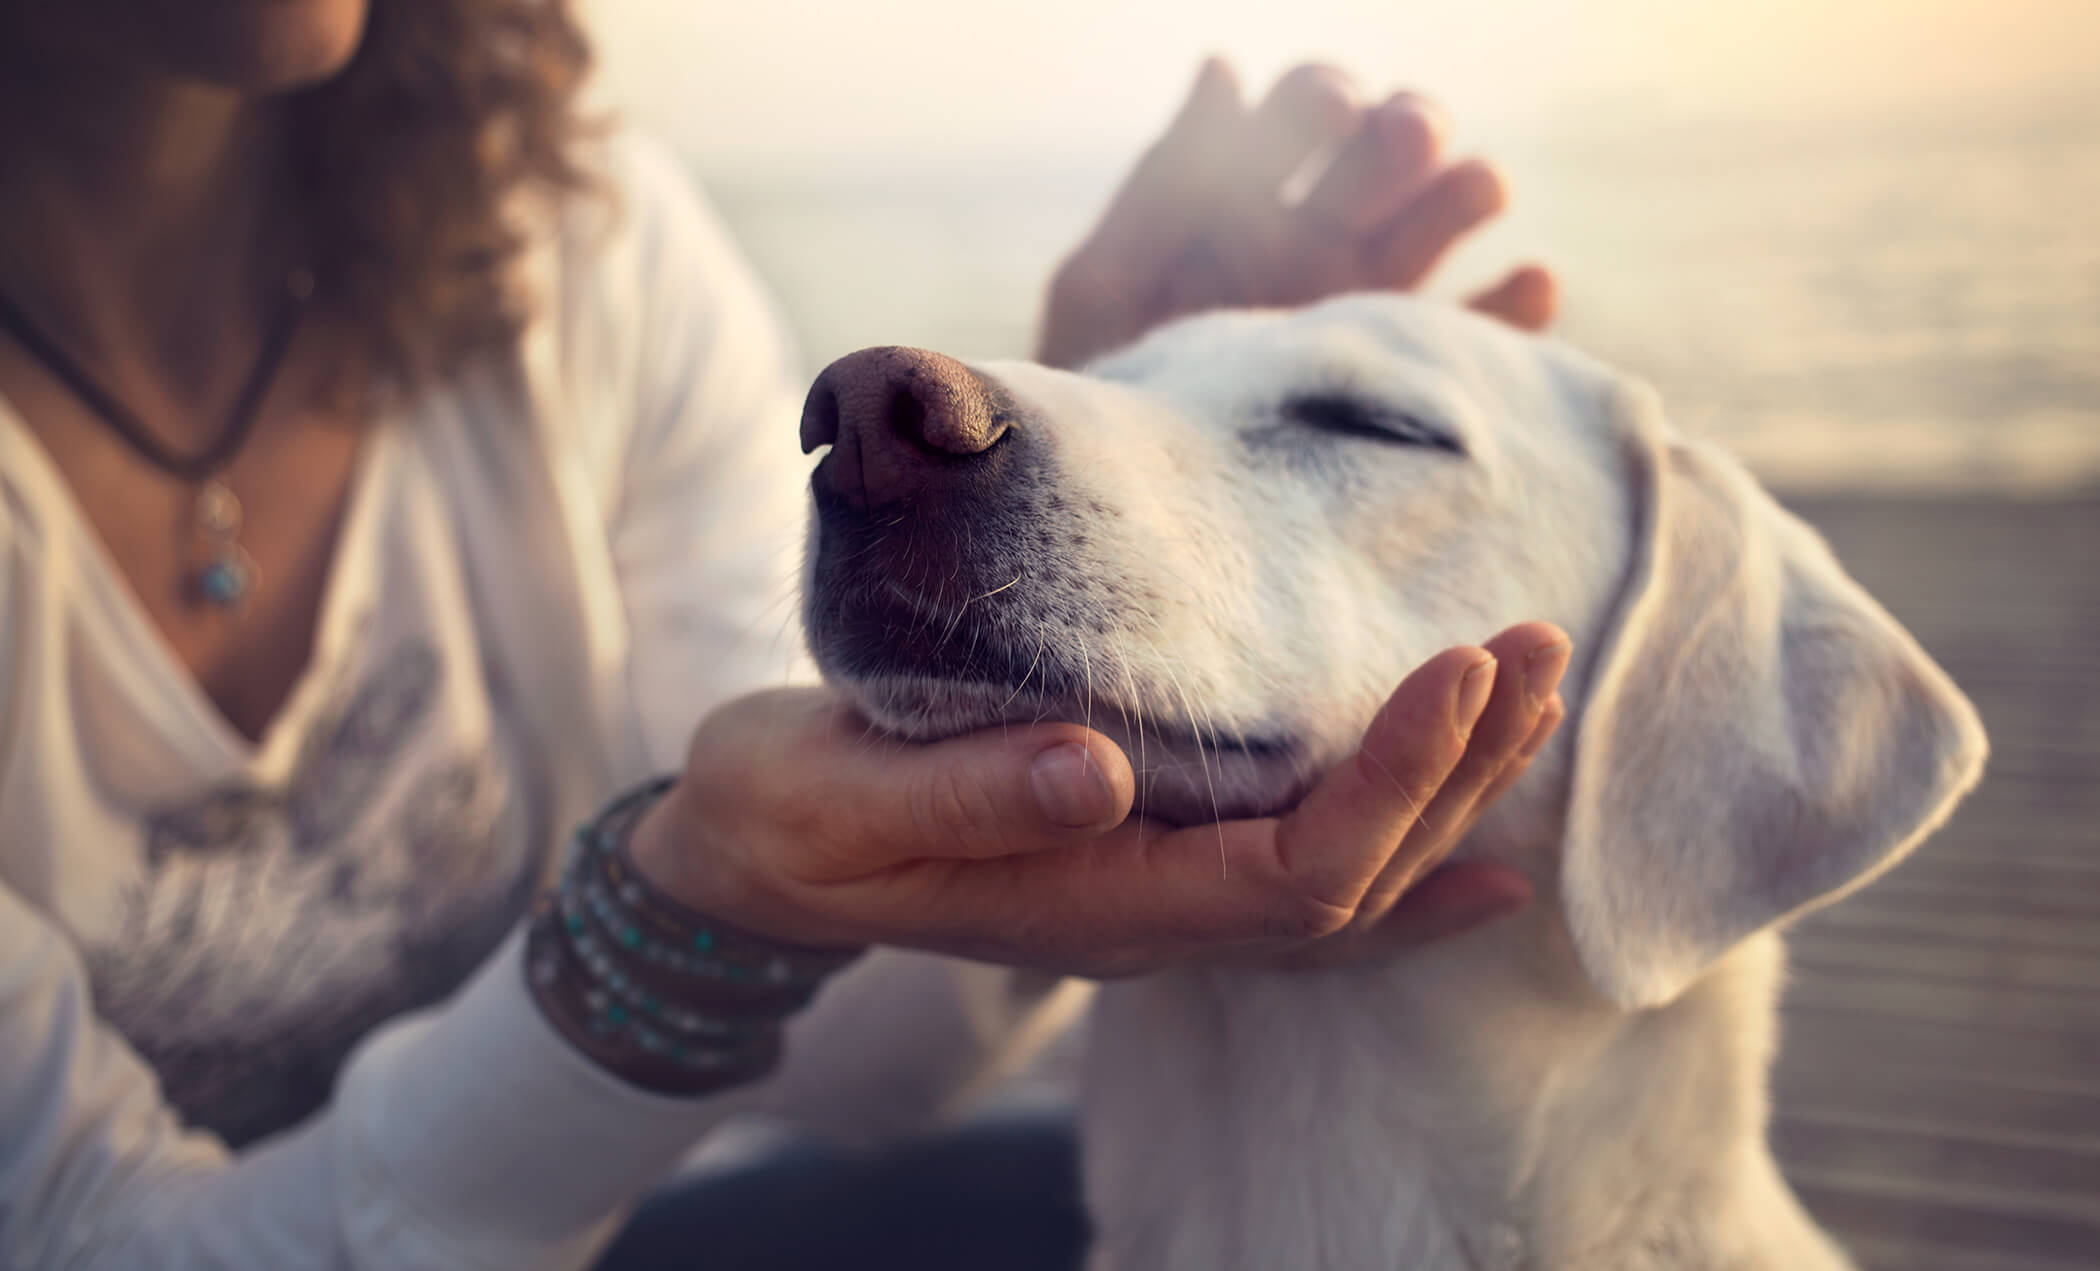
[2,334,373,744]
[0,416,567,1143]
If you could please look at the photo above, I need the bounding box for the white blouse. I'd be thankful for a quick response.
[0,134,1072,1270]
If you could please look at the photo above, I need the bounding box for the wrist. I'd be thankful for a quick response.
[523,777,861,1097]
[626,774,862,951]
[626,778,714,908]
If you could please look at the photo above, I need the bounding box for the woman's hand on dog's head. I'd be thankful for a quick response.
[1036,60,1558,372]
[627,623,1569,977]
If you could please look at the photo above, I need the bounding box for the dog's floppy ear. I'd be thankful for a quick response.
[1560,384,1988,1009]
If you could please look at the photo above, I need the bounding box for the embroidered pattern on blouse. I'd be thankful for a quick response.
[84,639,548,1147]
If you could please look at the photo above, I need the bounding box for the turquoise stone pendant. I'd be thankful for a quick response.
[197,553,254,607]
[191,480,256,610]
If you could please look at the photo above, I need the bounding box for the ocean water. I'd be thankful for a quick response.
[699,107,2100,494]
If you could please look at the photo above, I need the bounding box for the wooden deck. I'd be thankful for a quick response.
[1769,493,2100,1271]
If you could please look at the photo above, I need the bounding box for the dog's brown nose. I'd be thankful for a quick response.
[801,346,1013,511]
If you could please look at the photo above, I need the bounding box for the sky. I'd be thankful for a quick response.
[586,0,2100,166]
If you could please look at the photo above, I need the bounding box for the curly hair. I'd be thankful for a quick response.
[291,0,597,394]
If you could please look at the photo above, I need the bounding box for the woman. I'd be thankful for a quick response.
[0,0,1570,1267]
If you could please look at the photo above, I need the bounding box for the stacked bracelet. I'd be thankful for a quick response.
[525,776,863,1096]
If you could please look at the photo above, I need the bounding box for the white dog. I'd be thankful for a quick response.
[796,294,1987,1270]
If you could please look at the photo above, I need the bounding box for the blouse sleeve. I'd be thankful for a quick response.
[0,873,757,1270]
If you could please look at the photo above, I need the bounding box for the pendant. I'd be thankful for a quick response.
[191,479,257,609]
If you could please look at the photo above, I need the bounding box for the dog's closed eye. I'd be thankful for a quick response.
[1280,392,1462,455]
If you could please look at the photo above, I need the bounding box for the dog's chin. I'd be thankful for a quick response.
[836,674,1061,743]
[828,672,1314,826]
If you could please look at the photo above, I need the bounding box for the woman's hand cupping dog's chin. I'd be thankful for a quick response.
[627,623,1570,979]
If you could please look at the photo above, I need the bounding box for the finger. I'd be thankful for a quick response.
[1066,57,1244,275]
[1270,644,1497,914]
[1039,58,1245,367]
[1467,264,1558,331]
[1345,624,1565,921]
[1469,692,1564,814]
[1364,157,1509,291]
[1300,93,1446,235]
[1241,63,1363,197]
[1269,94,1444,308]
[1154,64,1364,317]
[1415,624,1570,827]
[765,696,1137,875]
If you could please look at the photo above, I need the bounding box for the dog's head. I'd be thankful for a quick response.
[800,294,1986,1007]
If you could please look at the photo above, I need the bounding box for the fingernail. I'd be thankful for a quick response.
[1032,743,1115,829]
[1455,656,1497,735]
[1525,640,1572,709]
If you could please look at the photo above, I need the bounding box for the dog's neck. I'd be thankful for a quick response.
[1372,920,1811,1266]
[1081,804,1851,1271]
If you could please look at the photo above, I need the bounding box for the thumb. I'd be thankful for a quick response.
[840,717,1137,865]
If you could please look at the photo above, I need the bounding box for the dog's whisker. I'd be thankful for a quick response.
[936,566,1025,652]
[1118,655,1152,832]
[997,625,1051,723]
[1156,658,1228,878]
[1079,640,1096,756]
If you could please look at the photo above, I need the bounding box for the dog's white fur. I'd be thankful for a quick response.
[805,295,1988,1270]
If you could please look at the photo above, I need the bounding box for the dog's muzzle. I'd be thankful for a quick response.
[801,346,1052,686]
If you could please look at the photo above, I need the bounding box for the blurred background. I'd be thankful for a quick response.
[586,2,2098,1266]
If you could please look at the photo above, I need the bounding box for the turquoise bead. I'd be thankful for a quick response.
[197,557,251,606]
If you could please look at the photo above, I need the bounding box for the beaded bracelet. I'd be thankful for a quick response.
[571,778,861,989]
[524,776,863,1096]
